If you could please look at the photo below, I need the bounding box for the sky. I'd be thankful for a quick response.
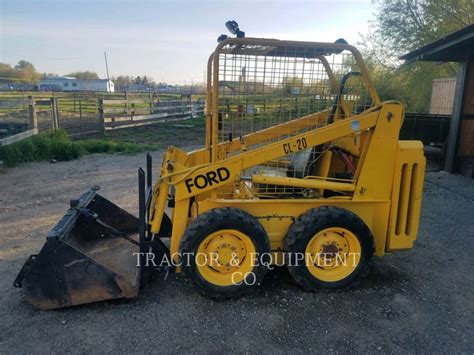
[0,0,376,84]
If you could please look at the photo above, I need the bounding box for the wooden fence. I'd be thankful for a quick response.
[100,98,205,132]
[0,96,39,146]
[0,95,205,138]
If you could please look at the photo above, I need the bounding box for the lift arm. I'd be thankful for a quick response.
[168,107,380,202]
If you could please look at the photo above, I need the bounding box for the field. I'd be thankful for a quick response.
[0,149,472,353]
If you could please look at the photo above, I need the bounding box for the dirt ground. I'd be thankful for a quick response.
[0,151,473,353]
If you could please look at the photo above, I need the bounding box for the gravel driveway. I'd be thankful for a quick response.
[0,152,473,353]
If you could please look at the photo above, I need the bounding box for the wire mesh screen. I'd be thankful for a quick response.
[214,41,375,198]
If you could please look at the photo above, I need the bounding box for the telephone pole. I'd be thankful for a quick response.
[104,51,110,81]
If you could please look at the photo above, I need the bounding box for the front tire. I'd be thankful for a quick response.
[180,207,270,299]
[285,206,374,291]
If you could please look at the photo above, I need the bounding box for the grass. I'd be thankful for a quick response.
[106,115,206,147]
[0,129,160,167]
[78,138,159,154]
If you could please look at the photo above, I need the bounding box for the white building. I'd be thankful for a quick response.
[38,76,114,92]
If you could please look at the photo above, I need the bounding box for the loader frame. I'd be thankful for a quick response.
[148,38,426,266]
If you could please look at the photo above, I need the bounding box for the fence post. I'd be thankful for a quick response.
[79,99,84,133]
[50,97,58,130]
[125,91,130,114]
[149,92,153,114]
[55,98,60,129]
[28,96,38,131]
[98,98,105,136]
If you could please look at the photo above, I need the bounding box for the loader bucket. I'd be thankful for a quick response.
[14,154,170,309]
[13,187,142,309]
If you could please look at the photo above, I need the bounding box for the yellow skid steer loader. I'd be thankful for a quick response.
[15,33,425,309]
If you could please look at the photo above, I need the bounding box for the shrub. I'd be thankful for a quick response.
[1,130,79,166]
[0,129,158,167]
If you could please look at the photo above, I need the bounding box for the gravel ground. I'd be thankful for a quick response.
[0,152,473,353]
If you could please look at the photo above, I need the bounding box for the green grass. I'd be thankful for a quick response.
[105,115,206,147]
[0,129,159,167]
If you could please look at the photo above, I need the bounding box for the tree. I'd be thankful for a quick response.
[0,63,16,82]
[133,75,155,86]
[367,0,473,62]
[65,71,100,80]
[360,0,474,112]
[16,60,41,82]
[15,60,35,70]
[112,75,134,90]
[0,60,40,83]
[111,75,157,90]
[365,56,445,112]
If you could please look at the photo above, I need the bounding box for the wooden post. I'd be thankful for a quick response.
[50,98,54,130]
[149,92,153,114]
[28,96,38,130]
[125,91,130,114]
[98,98,105,136]
[50,97,58,130]
[131,102,135,119]
[79,99,84,133]
[55,98,60,129]
[445,61,468,172]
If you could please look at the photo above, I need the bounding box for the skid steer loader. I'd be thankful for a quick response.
[15,35,426,309]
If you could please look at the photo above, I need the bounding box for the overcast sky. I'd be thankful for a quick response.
[1,0,375,84]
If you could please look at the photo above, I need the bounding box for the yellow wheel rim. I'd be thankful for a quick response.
[305,227,361,282]
[196,229,256,286]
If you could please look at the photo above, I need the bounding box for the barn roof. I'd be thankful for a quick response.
[399,24,474,63]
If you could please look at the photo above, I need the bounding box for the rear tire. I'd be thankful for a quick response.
[285,206,374,291]
[180,207,270,299]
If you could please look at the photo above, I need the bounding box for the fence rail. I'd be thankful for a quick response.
[101,99,205,132]
[0,128,38,147]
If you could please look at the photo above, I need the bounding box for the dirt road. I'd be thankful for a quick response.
[0,152,473,353]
